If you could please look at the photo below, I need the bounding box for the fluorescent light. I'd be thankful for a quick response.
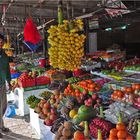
[105,28,112,31]
[121,25,127,30]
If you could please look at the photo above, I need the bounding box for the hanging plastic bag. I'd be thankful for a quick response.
[4,104,16,118]
[24,18,42,44]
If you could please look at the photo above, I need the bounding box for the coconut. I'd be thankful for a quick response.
[58,125,64,134]
[53,89,60,95]
[62,128,72,137]
[64,121,72,129]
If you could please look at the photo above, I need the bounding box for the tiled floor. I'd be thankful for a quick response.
[1,115,39,140]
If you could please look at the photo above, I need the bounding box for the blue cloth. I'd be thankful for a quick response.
[23,41,40,52]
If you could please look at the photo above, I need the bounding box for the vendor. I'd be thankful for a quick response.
[0,34,11,137]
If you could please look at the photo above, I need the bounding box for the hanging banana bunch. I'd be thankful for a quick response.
[47,1,86,71]
[3,34,14,57]
[3,34,11,49]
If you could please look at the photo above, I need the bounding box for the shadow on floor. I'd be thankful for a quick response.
[11,114,30,123]
[1,131,39,140]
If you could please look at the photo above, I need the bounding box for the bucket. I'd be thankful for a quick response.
[39,58,46,68]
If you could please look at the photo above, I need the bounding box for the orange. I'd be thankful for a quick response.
[74,130,85,140]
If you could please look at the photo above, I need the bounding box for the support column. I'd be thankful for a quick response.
[84,18,89,54]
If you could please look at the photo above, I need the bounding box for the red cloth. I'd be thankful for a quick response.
[24,18,42,44]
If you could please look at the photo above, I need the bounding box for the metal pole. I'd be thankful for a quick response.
[42,27,47,59]
[84,18,89,54]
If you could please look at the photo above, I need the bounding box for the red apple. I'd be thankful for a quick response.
[87,98,92,104]
[44,119,53,126]
[51,108,56,114]
[92,94,98,100]
[85,99,92,106]
[43,102,50,109]
[50,114,57,121]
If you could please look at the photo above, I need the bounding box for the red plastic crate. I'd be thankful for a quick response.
[36,76,50,86]
[18,79,36,88]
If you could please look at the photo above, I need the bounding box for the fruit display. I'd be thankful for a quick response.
[108,57,140,71]
[64,84,84,98]
[73,105,96,124]
[10,69,18,74]
[107,113,134,140]
[104,102,139,124]
[17,46,140,140]
[26,95,40,109]
[89,107,113,139]
[48,81,69,93]
[77,79,101,92]
[124,64,140,72]
[95,78,111,86]
[5,49,14,56]
[46,69,58,77]
[84,94,102,108]
[67,77,81,84]
[48,90,63,110]
[39,91,53,100]
[17,71,50,88]
[34,99,59,126]
[54,121,74,140]
[48,19,86,71]
[18,72,36,88]
[111,84,140,105]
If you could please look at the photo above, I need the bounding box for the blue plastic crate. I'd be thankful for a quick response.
[11,73,21,79]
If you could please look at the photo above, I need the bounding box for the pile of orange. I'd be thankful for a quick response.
[78,80,101,92]
[64,84,82,97]
[107,122,133,140]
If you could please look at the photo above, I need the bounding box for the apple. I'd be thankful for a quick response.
[84,99,92,106]
[87,98,92,104]
[51,108,56,114]
[47,112,51,117]
[92,94,98,100]
[50,114,57,121]
[42,108,49,115]
[44,118,53,126]
[43,102,50,109]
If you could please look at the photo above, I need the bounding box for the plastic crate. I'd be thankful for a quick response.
[36,76,50,86]
[18,79,36,88]
[11,73,21,79]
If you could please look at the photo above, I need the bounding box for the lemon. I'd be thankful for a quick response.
[69,109,78,119]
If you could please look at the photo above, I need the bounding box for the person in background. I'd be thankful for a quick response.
[0,34,11,138]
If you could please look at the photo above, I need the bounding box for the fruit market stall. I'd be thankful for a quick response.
[4,1,140,140]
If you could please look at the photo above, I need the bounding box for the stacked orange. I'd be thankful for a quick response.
[64,84,82,97]
[107,123,133,140]
[78,80,101,92]
[111,90,124,100]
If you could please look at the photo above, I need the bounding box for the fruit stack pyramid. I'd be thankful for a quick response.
[47,19,86,71]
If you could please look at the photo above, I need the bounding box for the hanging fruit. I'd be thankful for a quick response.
[47,2,86,71]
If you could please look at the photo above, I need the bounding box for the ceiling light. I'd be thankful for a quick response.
[105,27,112,31]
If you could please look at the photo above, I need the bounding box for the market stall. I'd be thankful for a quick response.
[1,0,140,140]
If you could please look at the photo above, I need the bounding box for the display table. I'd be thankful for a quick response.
[30,108,55,140]
[13,86,49,116]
